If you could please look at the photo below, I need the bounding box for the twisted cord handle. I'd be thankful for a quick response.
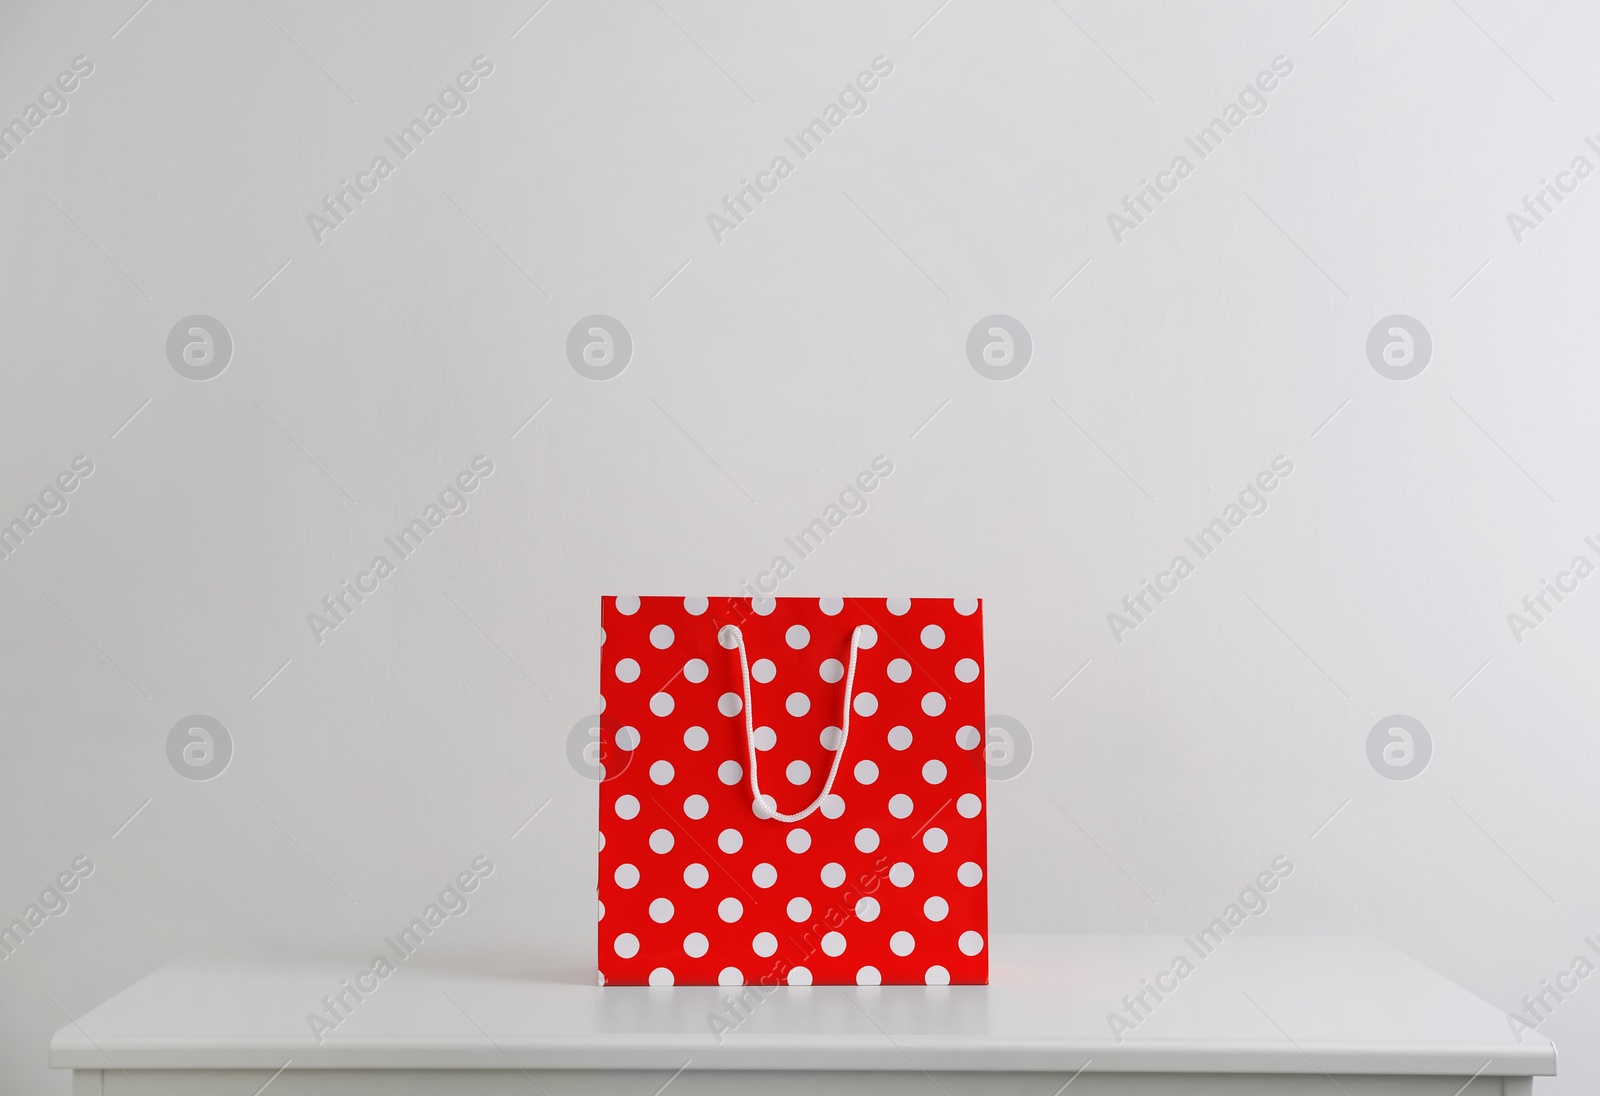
[724,623,865,824]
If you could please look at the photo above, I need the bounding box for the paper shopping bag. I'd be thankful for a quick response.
[597,596,988,986]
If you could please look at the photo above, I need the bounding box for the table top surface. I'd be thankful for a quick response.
[50,934,1553,1075]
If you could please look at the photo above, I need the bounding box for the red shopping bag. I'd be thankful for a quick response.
[597,596,988,986]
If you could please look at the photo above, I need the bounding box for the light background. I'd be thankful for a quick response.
[3,0,1598,1091]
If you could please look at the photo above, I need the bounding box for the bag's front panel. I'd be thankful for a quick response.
[598,596,987,986]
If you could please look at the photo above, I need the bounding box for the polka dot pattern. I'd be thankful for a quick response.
[598,595,987,985]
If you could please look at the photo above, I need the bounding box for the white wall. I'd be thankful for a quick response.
[4,0,1598,1090]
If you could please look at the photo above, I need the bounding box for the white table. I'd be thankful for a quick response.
[51,935,1553,1095]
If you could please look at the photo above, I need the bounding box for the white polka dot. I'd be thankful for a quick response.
[787,692,811,716]
[786,625,810,649]
[615,596,640,616]
[752,659,776,684]
[890,931,915,956]
[598,831,605,851]
[751,794,776,818]
[718,692,742,716]
[921,692,946,716]
[923,827,948,853]
[923,759,947,784]
[752,597,775,616]
[684,932,709,957]
[615,795,640,820]
[955,725,981,750]
[616,726,640,750]
[820,726,843,750]
[819,597,844,615]
[819,659,844,683]
[754,726,776,751]
[856,966,881,985]
[650,760,675,785]
[718,626,739,649]
[683,794,708,820]
[958,862,983,886]
[684,659,709,683]
[855,828,879,852]
[886,598,911,616]
[925,965,950,985]
[959,930,985,955]
[649,897,674,923]
[954,658,980,683]
[821,794,845,819]
[684,596,708,615]
[597,899,604,921]
[786,760,811,784]
[718,828,743,853]
[787,897,812,921]
[613,932,639,957]
[822,932,847,956]
[718,897,743,922]
[598,694,605,713]
[820,862,846,887]
[854,760,879,784]
[889,862,914,887]
[887,726,912,750]
[856,896,880,921]
[649,828,675,853]
[957,793,982,818]
[856,625,877,649]
[921,625,945,648]
[684,726,709,751]
[650,624,674,649]
[651,692,675,717]
[684,863,709,888]
[853,692,878,717]
[888,794,914,818]
[614,863,640,889]
[752,862,777,888]
[614,658,640,683]
[752,932,778,957]
[718,760,743,785]
[886,659,911,683]
[953,598,978,615]
[786,828,811,853]
[787,966,812,986]
[719,967,744,986]
[924,896,949,921]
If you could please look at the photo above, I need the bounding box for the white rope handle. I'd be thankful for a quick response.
[723,623,866,823]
